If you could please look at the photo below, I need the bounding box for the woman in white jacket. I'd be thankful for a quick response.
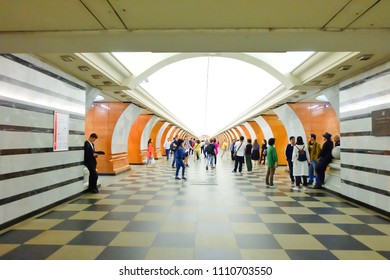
[292,136,311,191]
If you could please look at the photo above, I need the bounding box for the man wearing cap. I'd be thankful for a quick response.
[314,132,334,189]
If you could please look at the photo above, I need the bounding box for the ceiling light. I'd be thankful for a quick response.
[114,91,121,94]
[311,80,321,84]
[103,81,112,85]
[94,95,104,101]
[316,95,329,102]
[60,55,74,62]
[92,75,103,79]
[300,91,307,95]
[338,65,352,71]
[120,94,127,98]
[78,66,90,71]
[323,73,335,78]
[357,54,373,61]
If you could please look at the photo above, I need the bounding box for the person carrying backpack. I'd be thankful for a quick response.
[205,137,216,170]
[291,136,311,191]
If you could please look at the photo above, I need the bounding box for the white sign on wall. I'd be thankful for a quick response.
[53,111,69,151]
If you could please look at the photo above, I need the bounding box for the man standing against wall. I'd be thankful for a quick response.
[84,133,104,193]
[285,136,296,186]
[308,134,322,185]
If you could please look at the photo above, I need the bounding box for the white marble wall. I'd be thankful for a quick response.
[243,122,257,141]
[166,126,177,140]
[140,116,160,150]
[274,105,306,140]
[338,61,390,213]
[253,116,274,140]
[111,104,142,154]
[0,54,86,226]
[156,122,170,149]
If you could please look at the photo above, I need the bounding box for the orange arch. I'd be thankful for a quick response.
[289,103,339,146]
[85,102,131,174]
[150,120,164,158]
[128,114,153,164]
[160,124,173,155]
[263,115,288,165]
[240,125,251,140]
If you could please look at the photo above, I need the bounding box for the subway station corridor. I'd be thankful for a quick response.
[1,156,389,260]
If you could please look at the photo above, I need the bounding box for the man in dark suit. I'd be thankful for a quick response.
[84,133,103,193]
[314,132,334,189]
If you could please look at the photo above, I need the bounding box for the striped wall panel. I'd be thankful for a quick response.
[0,54,87,227]
[338,61,390,213]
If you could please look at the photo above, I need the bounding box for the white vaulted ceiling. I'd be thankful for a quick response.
[0,0,389,135]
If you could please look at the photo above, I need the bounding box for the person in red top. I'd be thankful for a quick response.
[146,138,154,166]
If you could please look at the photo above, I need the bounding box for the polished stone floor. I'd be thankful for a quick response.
[1,155,389,260]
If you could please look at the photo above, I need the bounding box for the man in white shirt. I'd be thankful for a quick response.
[232,136,246,174]
[164,138,171,161]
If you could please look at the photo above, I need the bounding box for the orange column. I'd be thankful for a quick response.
[247,121,265,144]
[170,127,180,140]
[160,124,173,155]
[128,114,153,164]
[85,102,131,174]
[233,128,241,138]
[263,115,288,166]
[289,103,339,146]
[150,120,164,159]
[239,125,251,140]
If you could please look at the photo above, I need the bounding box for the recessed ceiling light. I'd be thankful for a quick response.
[114,91,121,94]
[316,95,329,102]
[338,65,352,71]
[92,75,103,79]
[323,73,335,78]
[94,95,104,101]
[103,81,112,85]
[357,54,373,61]
[78,66,90,71]
[60,55,74,62]
[311,80,321,84]
[300,91,307,95]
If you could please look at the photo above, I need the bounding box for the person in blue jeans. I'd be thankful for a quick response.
[174,139,187,180]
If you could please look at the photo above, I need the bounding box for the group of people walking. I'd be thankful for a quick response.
[143,132,339,191]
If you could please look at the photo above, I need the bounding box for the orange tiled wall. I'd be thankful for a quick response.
[150,121,164,158]
[85,102,130,174]
[128,114,153,164]
[289,102,339,146]
[263,115,288,165]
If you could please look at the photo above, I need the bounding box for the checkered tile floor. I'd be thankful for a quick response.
[1,156,389,260]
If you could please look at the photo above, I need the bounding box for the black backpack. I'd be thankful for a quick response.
[206,143,215,155]
[170,141,176,152]
[297,146,307,162]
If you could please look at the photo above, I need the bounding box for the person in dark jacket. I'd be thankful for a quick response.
[314,132,334,189]
[174,139,187,180]
[285,136,296,185]
[84,133,104,193]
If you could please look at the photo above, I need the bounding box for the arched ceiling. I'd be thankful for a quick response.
[1,0,389,136]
